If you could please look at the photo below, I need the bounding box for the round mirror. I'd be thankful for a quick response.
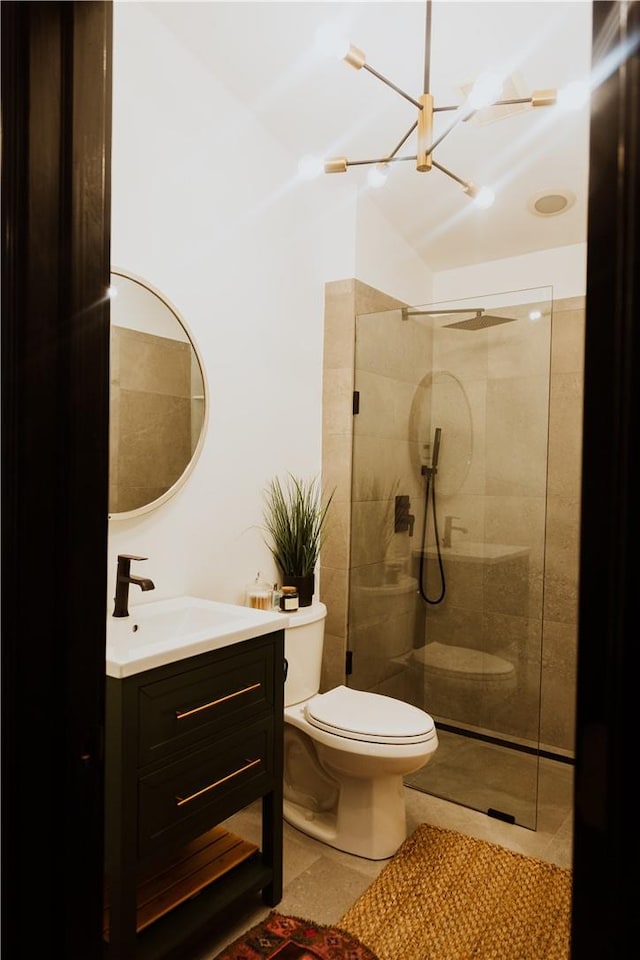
[109,269,207,519]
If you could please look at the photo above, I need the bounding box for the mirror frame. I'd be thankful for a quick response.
[108,267,209,521]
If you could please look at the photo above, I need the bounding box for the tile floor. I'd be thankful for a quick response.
[187,755,573,960]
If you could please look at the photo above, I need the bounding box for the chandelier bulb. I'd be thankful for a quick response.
[367,163,389,189]
[467,72,505,110]
[314,24,350,61]
[464,182,495,208]
[298,155,324,180]
[557,81,590,111]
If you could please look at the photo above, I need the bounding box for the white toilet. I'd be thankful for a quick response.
[283,601,438,860]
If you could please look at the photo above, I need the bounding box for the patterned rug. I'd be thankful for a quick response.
[339,823,572,960]
[213,911,380,960]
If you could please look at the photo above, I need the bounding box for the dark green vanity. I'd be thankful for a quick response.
[104,625,285,959]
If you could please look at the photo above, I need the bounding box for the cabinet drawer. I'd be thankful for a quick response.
[138,644,274,766]
[138,719,273,858]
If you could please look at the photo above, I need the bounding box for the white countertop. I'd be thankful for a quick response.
[106,595,289,678]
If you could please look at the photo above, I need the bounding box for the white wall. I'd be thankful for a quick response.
[432,242,587,303]
[108,1,427,612]
[356,194,433,306]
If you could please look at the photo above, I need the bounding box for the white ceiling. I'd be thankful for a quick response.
[149,0,593,271]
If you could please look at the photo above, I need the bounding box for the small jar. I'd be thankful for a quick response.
[271,583,282,611]
[246,573,272,610]
[279,586,299,612]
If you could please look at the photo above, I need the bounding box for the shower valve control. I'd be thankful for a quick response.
[395,495,415,536]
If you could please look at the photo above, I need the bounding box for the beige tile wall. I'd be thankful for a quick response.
[320,282,584,756]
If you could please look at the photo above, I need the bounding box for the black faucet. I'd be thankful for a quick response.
[113,554,155,617]
[442,515,468,548]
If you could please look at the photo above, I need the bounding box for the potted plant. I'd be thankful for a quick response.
[262,473,335,607]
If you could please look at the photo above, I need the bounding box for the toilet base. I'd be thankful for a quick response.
[283,771,408,860]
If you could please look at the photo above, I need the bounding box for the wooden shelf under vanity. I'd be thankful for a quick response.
[103,826,258,941]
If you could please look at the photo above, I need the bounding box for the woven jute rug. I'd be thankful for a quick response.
[339,824,572,960]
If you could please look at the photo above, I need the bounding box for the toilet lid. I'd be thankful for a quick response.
[305,685,436,744]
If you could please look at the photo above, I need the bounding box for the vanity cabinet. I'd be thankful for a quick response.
[103,628,284,959]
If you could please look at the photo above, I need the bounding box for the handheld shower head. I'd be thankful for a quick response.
[432,427,442,469]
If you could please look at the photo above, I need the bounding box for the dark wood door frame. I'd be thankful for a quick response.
[572,1,639,957]
[1,3,112,957]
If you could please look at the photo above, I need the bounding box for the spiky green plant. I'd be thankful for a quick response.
[262,474,335,577]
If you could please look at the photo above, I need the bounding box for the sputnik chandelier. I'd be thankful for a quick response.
[323,0,558,207]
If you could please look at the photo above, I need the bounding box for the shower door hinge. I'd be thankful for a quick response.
[352,391,360,415]
[345,650,353,675]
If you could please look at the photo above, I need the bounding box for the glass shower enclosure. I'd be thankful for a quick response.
[347,287,552,829]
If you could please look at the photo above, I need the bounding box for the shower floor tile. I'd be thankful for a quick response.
[405,727,573,832]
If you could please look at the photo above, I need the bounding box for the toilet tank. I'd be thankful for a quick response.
[284,601,327,707]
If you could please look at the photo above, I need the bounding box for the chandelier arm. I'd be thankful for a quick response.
[489,96,543,107]
[423,0,433,94]
[362,63,423,109]
[461,93,554,124]
[387,121,419,160]
[422,114,466,157]
[442,95,550,120]
[431,160,468,188]
[404,307,485,317]
[492,93,560,109]
[345,155,419,168]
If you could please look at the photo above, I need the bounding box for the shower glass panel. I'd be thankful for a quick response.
[347,287,552,830]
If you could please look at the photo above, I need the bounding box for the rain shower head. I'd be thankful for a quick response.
[443,311,517,330]
[402,306,518,329]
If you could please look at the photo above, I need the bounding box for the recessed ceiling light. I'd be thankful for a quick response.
[528,189,576,217]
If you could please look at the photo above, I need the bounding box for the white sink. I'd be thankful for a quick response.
[106,595,288,678]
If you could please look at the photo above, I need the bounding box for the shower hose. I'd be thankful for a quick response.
[418,466,445,605]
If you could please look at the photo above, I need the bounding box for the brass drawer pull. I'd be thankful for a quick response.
[176,758,261,807]
[175,682,261,720]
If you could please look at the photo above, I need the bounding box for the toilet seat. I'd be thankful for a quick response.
[305,685,436,745]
